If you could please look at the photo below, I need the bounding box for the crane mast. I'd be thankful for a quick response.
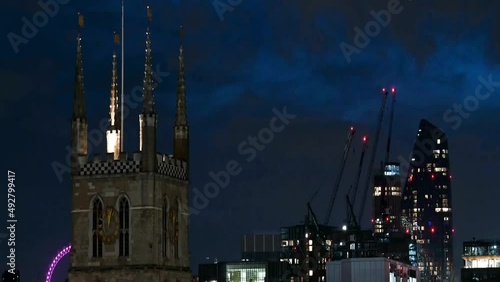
[385,89,396,165]
[358,89,389,224]
[346,136,368,227]
[350,136,368,209]
[380,88,396,232]
[324,127,356,225]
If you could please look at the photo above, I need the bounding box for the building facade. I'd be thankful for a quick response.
[462,239,500,281]
[280,207,336,282]
[326,257,419,282]
[373,162,402,237]
[67,14,191,281]
[199,261,286,282]
[401,119,453,281]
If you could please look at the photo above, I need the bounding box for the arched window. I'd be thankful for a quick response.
[119,196,130,257]
[162,196,168,258]
[175,199,180,259]
[91,197,103,258]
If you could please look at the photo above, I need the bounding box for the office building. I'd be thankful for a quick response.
[373,162,403,237]
[462,239,500,281]
[401,119,454,281]
[198,261,286,282]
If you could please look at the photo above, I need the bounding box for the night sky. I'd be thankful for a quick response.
[1,0,500,281]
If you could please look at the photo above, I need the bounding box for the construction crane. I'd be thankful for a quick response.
[308,203,327,248]
[305,202,329,282]
[345,195,360,231]
[324,127,356,225]
[346,135,368,228]
[357,89,389,225]
[384,88,396,165]
[380,88,396,233]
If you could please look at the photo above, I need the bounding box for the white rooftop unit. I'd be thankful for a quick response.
[326,257,419,282]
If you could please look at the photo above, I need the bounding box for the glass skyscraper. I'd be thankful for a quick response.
[401,119,454,281]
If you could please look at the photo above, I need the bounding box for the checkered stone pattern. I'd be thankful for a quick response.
[79,160,140,176]
[157,161,187,180]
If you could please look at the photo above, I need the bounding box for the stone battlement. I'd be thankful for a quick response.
[76,152,187,179]
[156,153,187,180]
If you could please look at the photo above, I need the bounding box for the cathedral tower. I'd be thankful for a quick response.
[68,10,191,282]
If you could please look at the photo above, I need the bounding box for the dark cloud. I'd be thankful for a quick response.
[0,0,499,280]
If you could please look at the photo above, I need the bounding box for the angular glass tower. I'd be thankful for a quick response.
[401,119,453,281]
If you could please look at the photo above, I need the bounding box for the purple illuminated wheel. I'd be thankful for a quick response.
[45,244,71,282]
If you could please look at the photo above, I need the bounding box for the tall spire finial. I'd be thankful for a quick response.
[110,32,120,130]
[73,12,85,119]
[175,25,187,126]
[107,31,121,159]
[142,5,154,114]
[147,5,152,24]
[180,25,184,44]
[77,12,84,33]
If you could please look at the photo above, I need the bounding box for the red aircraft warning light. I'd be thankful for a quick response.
[391,87,396,93]
[363,136,367,142]
[382,88,386,92]
[350,126,355,132]
[431,228,435,233]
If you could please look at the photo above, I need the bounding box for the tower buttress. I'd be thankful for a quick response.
[139,6,157,172]
[71,15,88,175]
[174,26,189,172]
[106,33,121,160]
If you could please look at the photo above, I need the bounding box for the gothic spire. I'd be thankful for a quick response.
[142,6,154,114]
[109,32,120,130]
[175,26,187,126]
[73,12,85,119]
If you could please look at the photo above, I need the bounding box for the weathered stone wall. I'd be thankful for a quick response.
[69,171,190,281]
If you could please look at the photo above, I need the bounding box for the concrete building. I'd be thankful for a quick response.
[401,119,454,281]
[462,239,500,281]
[326,257,419,282]
[67,17,191,281]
